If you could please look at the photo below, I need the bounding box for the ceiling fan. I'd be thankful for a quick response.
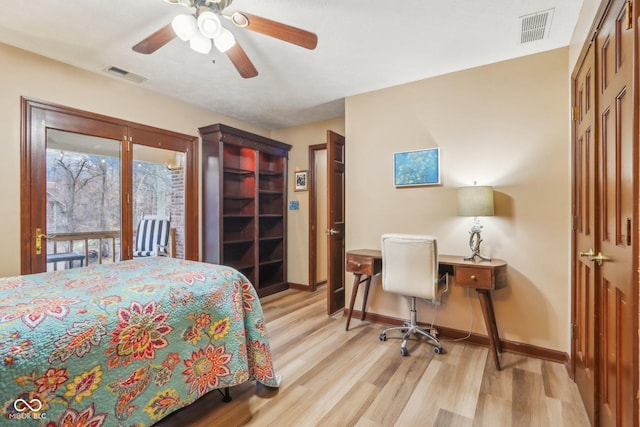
[132,0,318,79]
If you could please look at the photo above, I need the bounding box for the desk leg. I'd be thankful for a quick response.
[360,276,372,321]
[485,291,502,354]
[477,289,501,371]
[345,273,363,331]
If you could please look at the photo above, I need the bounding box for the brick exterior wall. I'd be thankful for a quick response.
[170,167,185,258]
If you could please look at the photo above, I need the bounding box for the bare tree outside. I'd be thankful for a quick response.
[47,151,121,234]
[47,151,171,231]
[46,150,173,264]
[133,161,171,224]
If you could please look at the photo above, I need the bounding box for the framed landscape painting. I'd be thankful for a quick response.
[393,148,441,187]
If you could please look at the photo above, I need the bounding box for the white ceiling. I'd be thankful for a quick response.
[0,0,583,129]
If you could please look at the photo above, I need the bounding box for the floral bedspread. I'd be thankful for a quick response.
[0,257,279,426]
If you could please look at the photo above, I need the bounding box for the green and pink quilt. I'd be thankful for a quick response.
[0,257,279,426]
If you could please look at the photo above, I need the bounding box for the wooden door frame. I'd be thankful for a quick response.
[632,2,640,423]
[308,143,326,293]
[20,97,199,273]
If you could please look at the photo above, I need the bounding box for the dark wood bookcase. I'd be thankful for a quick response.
[199,123,291,297]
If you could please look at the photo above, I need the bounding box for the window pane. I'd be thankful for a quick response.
[46,129,121,269]
[132,145,186,259]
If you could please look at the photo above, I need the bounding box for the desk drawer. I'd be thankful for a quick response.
[455,267,493,289]
[346,254,374,275]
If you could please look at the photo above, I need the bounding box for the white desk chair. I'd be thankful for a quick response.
[379,233,448,356]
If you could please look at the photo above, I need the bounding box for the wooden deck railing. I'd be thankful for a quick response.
[47,231,120,268]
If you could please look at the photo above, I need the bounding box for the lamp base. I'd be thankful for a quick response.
[464,230,491,261]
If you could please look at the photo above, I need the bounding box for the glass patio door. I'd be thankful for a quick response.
[21,98,198,274]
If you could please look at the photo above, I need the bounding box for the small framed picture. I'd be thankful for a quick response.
[294,170,308,191]
[393,147,441,187]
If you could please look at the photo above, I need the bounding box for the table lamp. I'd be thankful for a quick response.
[457,185,494,261]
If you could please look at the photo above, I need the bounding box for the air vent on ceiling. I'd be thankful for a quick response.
[519,8,554,43]
[104,66,147,84]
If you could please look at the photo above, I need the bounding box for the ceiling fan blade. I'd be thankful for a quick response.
[132,23,176,54]
[225,43,258,78]
[232,12,318,50]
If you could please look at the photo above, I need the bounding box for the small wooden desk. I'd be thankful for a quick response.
[345,250,383,332]
[345,250,507,370]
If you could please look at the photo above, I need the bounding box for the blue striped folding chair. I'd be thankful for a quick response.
[133,214,171,257]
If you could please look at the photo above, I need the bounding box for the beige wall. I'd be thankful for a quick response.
[0,42,268,277]
[345,48,571,352]
[272,119,345,286]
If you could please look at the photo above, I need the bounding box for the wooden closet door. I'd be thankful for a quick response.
[595,1,636,425]
[572,42,597,426]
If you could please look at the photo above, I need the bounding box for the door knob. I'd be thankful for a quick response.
[579,249,594,258]
[591,252,608,266]
[325,228,339,235]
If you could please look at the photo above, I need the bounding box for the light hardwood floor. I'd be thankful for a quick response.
[156,288,591,427]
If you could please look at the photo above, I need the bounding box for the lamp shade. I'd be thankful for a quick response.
[457,186,495,217]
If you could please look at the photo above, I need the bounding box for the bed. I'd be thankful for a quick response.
[0,257,279,426]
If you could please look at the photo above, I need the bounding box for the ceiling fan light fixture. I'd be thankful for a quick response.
[214,27,236,52]
[189,32,212,54]
[197,10,223,39]
[172,14,198,41]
